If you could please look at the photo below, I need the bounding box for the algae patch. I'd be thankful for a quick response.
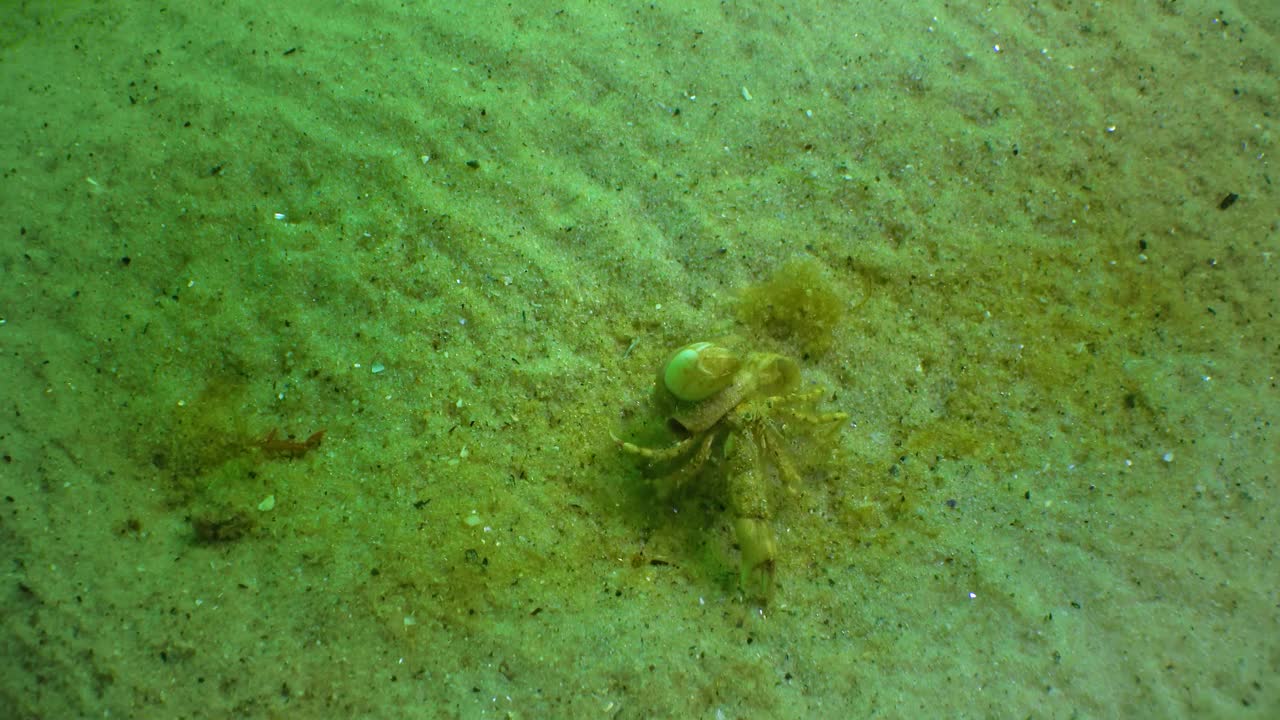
[737,259,846,355]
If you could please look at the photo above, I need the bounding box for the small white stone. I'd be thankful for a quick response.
[258,495,276,512]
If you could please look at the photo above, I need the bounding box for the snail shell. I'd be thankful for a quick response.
[662,342,741,402]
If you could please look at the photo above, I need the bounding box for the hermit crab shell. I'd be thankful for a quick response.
[661,342,742,402]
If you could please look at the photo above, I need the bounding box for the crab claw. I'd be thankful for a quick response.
[734,516,777,600]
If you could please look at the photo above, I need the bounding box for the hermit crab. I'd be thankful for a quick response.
[614,341,848,600]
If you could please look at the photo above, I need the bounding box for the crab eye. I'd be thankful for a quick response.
[662,342,741,402]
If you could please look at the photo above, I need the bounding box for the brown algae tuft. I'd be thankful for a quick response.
[736,258,845,355]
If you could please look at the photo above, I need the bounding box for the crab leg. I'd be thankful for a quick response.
[724,430,777,600]
[610,432,698,462]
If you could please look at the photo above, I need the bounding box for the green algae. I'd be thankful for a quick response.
[737,258,849,357]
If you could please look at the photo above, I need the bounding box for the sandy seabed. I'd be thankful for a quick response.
[1,2,1277,718]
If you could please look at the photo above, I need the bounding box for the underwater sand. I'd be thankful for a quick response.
[1,1,1277,717]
